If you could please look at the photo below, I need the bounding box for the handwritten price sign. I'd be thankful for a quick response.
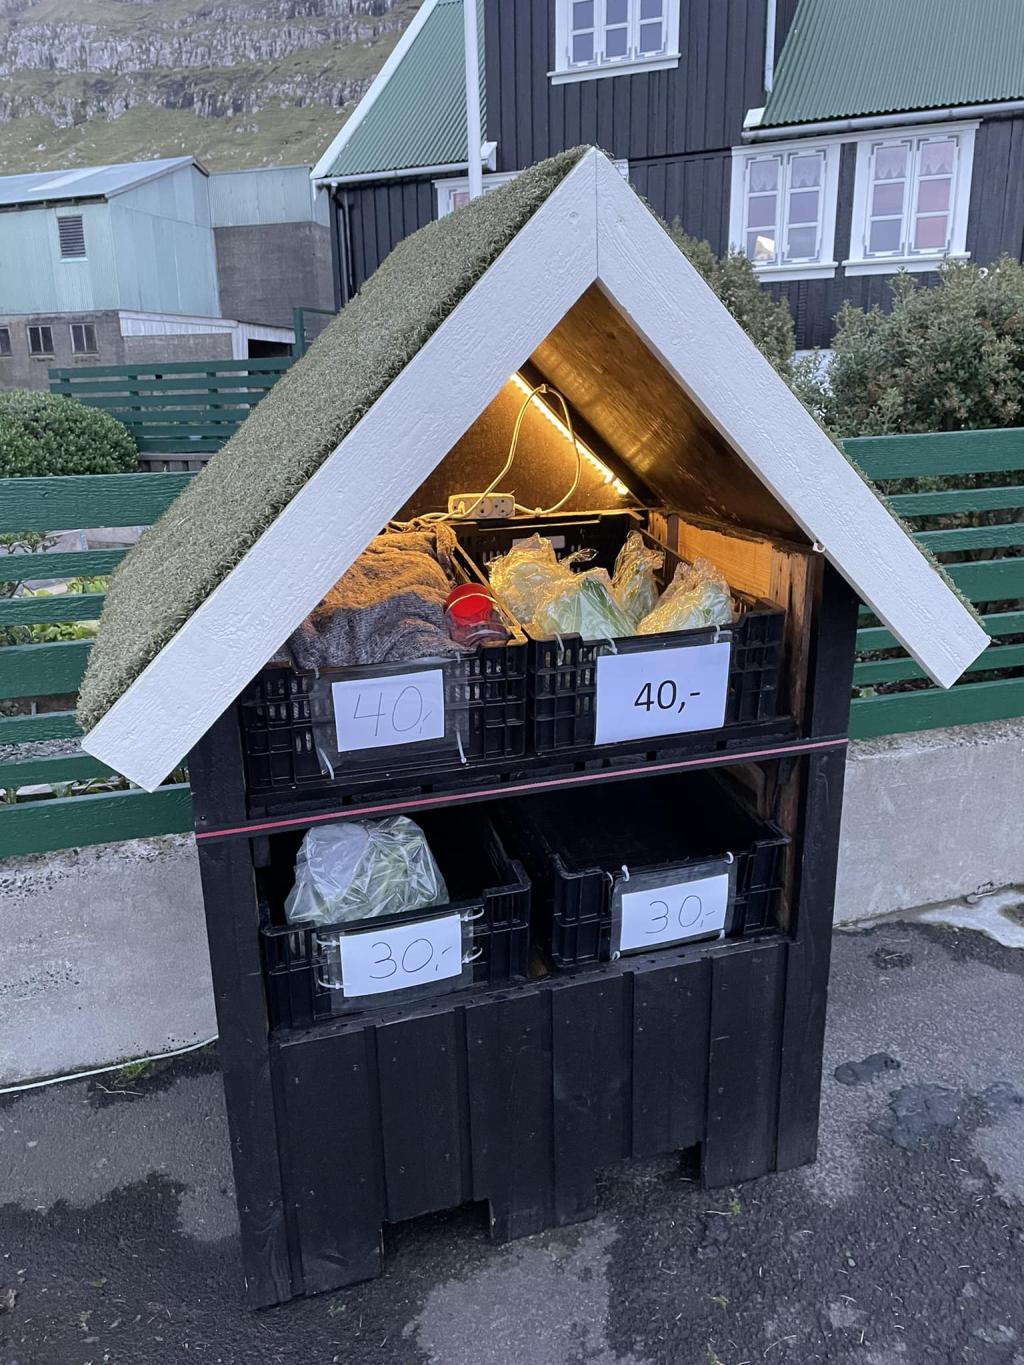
[336,913,464,998]
[594,640,731,746]
[332,668,445,753]
[616,866,732,953]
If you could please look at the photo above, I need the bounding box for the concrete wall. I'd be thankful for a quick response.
[0,311,123,391]
[2,719,1021,1085]
[122,331,234,364]
[214,221,334,328]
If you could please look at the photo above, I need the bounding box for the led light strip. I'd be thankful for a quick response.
[510,371,631,497]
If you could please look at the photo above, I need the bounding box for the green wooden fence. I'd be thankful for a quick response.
[0,428,1021,858]
[49,358,294,461]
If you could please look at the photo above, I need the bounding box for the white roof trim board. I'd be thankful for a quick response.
[83,148,989,790]
[310,0,442,183]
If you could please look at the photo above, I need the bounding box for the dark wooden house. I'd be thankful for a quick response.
[313,0,1024,348]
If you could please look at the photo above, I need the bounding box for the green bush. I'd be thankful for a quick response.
[799,258,1024,437]
[668,224,797,376]
[0,389,137,477]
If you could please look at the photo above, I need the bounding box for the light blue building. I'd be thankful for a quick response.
[0,157,334,388]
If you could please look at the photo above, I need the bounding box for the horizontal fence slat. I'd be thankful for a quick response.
[0,549,127,584]
[846,428,1024,478]
[945,557,1024,601]
[888,486,1024,517]
[50,357,292,378]
[0,710,80,742]
[135,439,223,454]
[54,376,282,396]
[0,592,104,626]
[0,472,192,532]
[0,785,193,858]
[0,752,117,788]
[850,676,1024,740]
[49,393,274,411]
[0,639,90,699]
[916,524,1024,553]
[857,609,1024,653]
[854,641,1024,686]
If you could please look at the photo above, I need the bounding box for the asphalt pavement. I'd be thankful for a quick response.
[3,917,1024,1365]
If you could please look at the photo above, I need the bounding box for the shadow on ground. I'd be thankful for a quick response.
[2,921,1024,1365]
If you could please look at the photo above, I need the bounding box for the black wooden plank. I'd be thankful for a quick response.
[275,1026,385,1292]
[805,563,860,739]
[189,714,293,1307]
[515,0,534,165]
[466,987,555,1241]
[704,941,787,1187]
[776,748,847,1171]
[377,1010,467,1222]
[551,974,630,1224]
[531,0,550,158]
[631,955,712,1158]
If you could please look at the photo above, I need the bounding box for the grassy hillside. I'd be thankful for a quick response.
[0,0,422,173]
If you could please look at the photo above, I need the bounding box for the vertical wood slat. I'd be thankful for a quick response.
[631,955,711,1158]
[378,1010,467,1223]
[466,988,555,1241]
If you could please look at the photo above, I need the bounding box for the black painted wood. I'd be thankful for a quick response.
[631,955,711,1158]
[189,713,293,1307]
[704,941,787,1186]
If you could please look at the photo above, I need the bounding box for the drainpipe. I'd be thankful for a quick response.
[764,0,777,94]
[463,0,483,200]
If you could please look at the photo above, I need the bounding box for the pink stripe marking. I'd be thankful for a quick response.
[196,736,848,842]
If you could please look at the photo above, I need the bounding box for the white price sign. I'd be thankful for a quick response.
[337,913,464,998]
[332,668,445,753]
[594,641,731,746]
[617,868,732,953]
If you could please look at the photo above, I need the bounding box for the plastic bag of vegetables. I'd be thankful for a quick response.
[611,531,664,626]
[284,815,449,927]
[487,534,569,624]
[530,568,636,639]
[637,557,735,635]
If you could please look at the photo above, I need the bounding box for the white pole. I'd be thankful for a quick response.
[764,0,777,93]
[463,0,483,199]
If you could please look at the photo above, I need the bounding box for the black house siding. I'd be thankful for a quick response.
[484,0,773,170]
[337,177,437,296]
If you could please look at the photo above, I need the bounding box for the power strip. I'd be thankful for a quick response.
[447,492,516,518]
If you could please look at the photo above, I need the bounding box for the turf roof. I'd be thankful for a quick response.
[77,146,589,733]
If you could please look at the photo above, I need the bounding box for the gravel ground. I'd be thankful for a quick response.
[2,919,1023,1365]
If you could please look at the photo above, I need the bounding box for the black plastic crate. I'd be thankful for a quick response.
[493,771,788,967]
[239,541,528,796]
[256,806,531,1028]
[458,511,785,754]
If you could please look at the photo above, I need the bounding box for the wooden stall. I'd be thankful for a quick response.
[77,149,986,1306]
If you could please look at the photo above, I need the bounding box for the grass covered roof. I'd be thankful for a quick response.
[77,146,588,733]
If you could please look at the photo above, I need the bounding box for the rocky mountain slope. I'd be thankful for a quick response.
[0,0,420,172]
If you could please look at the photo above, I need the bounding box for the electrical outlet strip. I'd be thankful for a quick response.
[447,493,516,519]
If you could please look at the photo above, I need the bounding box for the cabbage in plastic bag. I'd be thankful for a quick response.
[284,816,449,926]
[637,556,735,635]
[611,531,664,626]
[487,534,568,624]
[530,568,636,640]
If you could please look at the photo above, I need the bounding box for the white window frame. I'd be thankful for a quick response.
[0,326,11,357]
[729,138,841,281]
[26,324,54,357]
[551,0,681,84]
[845,121,977,277]
[70,321,98,355]
[436,161,629,216]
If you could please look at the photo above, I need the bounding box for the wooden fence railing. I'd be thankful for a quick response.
[0,427,1021,857]
[49,358,294,468]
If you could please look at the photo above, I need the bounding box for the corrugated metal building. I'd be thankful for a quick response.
[0,158,335,389]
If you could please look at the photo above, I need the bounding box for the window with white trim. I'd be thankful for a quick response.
[729,139,841,280]
[0,327,10,357]
[70,322,98,355]
[846,123,976,275]
[27,324,54,356]
[552,0,680,83]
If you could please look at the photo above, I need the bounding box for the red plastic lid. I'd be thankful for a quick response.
[446,583,498,625]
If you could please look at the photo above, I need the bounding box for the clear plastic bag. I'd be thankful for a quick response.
[487,534,568,624]
[611,531,664,626]
[530,568,636,640]
[284,816,449,927]
[637,556,735,635]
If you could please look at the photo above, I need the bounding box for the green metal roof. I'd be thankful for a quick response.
[763,0,1024,127]
[326,0,485,179]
